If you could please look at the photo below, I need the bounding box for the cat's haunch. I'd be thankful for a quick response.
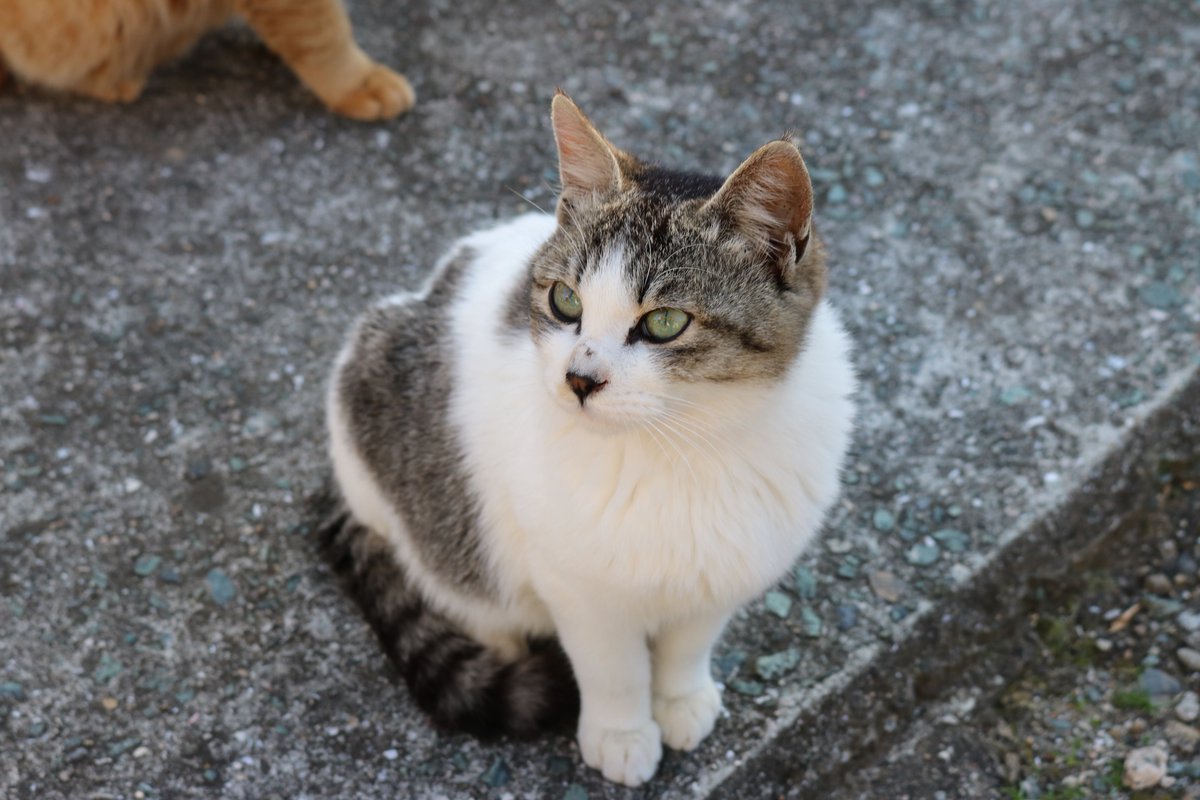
[322,93,856,786]
[0,0,413,120]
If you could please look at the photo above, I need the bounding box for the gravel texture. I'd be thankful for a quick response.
[828,444,1200,799]
[2,0,1199,798]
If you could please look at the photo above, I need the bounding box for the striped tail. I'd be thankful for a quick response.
[310,487,579,738]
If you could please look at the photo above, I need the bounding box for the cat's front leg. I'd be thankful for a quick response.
[651,609,728,751]
[540,580,662,787]
[235,0,413,120]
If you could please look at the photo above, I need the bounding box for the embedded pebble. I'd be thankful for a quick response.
[730,679,764,697]
[999,386,1032,405]
[1165,720,1200,752]
[763,591,792,619]
[1179,611,1200,632]
[906,542,940,566]
[1145,573,1173,595]
[794,566,818,600]
[0,682,25,700]
[206,569,236,606]
[1123,745,1168,789]
[868,570,906,603]
[932,529,968,553]
[563,786,589,800]
[1140,668,1182,698]
[835,604,858,631]
[756,648,801,680]
[801,607,823,638]
[133,555,161,578]
[1178,647,1200,673]
[1176,691,1199,722]
[480,757,510,787]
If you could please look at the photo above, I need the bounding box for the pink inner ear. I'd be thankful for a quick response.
[708,141,813,251]
[552,98,620,196]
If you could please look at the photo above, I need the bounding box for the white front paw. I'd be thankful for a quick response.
[578,719,662,787]
[653,679,722,751]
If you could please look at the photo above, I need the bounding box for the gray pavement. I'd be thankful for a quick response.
[2,1,1198,798]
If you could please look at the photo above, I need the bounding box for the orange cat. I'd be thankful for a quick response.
[0,0,413,119]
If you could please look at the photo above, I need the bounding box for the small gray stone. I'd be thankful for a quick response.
[835,604,858,631]
[763,590,792,619]
[730,678,764,697]
[932,529,969,553]
[0,682,25,701]
[206,569,236,606]
[1179,610,1200,632]
[794,566,818,600]
[872,509,895,531]
[1139,282,1183,310]
[1176,691,1199,722]
[756,648,801,680]
[1165,720,1200,752]
[1141,668,1182,698]
[801,607,823,638]
[869,570,906,603]
[999,386,1032,405]
[93,655,122,685]
[1145,573,1173,595]
[133,554,161,577]
[906,542,940,566]
[563,785,589,800]
[480,758,510,787]
[1178,648,1200,673]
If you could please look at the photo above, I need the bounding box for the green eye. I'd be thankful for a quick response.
[550,282,582,322]
[640,308,691,342]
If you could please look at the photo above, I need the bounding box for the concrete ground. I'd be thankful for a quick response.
[2,0,1198,798]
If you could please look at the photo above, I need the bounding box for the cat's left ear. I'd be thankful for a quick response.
[703,138,815,280]
[551,92,626,223]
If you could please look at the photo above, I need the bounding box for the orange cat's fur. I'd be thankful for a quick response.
[0,0,413,119]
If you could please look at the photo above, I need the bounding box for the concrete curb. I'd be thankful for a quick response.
[713,368,1200,798]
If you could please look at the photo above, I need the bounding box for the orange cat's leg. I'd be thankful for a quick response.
[235,0,413,120]
[75,67,146,103]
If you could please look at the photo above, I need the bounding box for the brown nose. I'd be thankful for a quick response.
[566,372,605,405]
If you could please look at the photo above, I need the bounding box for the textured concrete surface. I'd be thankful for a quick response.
[2,0,1198,798]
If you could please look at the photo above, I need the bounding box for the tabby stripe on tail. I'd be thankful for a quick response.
[310,486,580,738]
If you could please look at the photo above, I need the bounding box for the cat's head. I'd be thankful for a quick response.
[524,92,827,430]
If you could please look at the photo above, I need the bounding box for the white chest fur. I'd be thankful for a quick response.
[449,214,856,626]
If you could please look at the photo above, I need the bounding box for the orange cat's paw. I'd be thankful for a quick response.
[78,75,146,104]
[331,63,414,121]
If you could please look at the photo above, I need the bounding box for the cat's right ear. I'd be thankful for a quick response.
[702,139,815,279]
[551,92,624,224]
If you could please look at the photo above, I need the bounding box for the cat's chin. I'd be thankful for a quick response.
[557,397,651,435]
[573,406,643,434]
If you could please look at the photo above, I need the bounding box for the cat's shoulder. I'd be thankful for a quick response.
[374,212,554,312]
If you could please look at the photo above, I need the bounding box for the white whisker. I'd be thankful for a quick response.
[506,186,549,215]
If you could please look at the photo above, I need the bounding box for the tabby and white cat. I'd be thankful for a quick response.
[320,93,856,786]
[0,0,411,119]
